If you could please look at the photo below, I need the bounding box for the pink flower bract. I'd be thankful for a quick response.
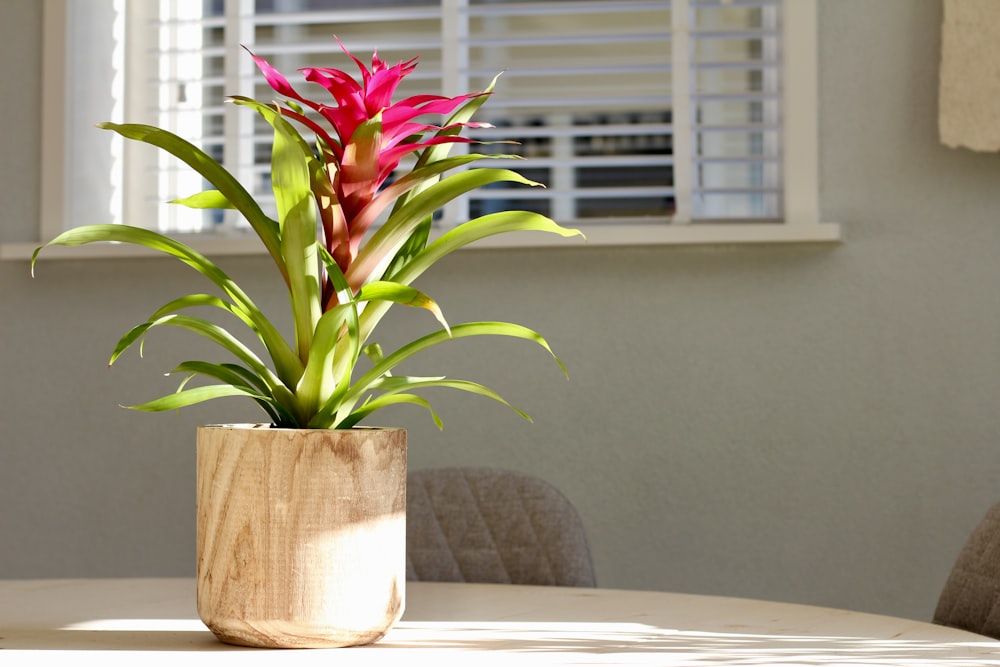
[248,39,487,298]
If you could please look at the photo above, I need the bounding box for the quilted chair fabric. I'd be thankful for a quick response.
[406,467,596,587]
[934,501,1000,638]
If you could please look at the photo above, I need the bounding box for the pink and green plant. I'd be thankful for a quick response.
[33,41,582,429]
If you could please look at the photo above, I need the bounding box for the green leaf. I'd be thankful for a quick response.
[326,321,566,427]
[402,211,583,284]
[280,200,322,364]
[125,384,266,413]
[298,247,363,425]
[303,279,452,429]
[363,342,387,366]
[95,122,286,282]
[379,74,501,242]
[109,319,157,366]
[171,360,268,395]
[34,224,304,389]
[361,320,566,385]
[335,393,444,431]
[108,312,296,414]
[348,167,548,288]
[295,301,355,425]
[372,376,531,421]
[169,360,295,425]
[170,190,235,209]
[233,97,324,365]
[358,211,583,343]
[374,375,447,389]
[351,153,514,241]
[356,281,450,334]
[147,293,256,331]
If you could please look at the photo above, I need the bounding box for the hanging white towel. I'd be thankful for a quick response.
[939,0,1000,151]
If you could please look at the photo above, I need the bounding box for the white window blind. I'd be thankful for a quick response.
[21,0,837,261]
[147,0,782,233]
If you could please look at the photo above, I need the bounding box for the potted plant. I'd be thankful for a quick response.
[33,41,581,648]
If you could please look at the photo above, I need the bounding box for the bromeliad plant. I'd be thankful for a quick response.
[33,41,582,429]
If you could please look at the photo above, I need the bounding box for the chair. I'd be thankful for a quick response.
[934,500,1000,638]
[406,466,597,587]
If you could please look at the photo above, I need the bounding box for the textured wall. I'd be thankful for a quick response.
[3,0,1000,622]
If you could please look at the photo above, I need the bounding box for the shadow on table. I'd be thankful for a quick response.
[1,626,230,652]
[4,619,1000,663]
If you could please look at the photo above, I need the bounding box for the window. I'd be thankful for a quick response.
[27,0,837,261]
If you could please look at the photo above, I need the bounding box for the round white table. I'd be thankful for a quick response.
[2,578,999,665]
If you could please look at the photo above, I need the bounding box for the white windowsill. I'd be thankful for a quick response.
[2,221,841,262]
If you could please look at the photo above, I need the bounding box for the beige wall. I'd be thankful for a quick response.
[3,1,999,622]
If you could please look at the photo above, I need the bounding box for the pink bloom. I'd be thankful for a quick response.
[248,40,486,302]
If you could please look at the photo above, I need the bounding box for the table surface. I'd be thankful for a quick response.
[2,578,1000,665]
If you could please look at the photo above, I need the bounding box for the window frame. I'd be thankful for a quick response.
[2,0,837,262]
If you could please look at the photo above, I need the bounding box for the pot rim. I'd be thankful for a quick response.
[199,423,405,432]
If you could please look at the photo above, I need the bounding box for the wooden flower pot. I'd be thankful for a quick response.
[195,424,407,648]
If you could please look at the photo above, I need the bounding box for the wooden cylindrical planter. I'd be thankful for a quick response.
[196,424,407,648]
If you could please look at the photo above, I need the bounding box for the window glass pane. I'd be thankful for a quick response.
[466,1,670,225]
[141,0,785,234]
[688,0,782,220]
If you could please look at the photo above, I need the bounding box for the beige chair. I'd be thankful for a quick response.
[934,500,1000,638]
[406,467,596,587]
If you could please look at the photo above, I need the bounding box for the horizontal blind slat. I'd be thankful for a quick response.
[144,0,785,232]
[465,0,667,17]
[458,33,669,47]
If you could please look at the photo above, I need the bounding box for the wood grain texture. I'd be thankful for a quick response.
[196,425,406,648]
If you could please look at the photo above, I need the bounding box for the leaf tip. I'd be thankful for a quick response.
[29,246,43,277]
